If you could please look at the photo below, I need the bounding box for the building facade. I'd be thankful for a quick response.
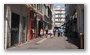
[53,6,65,29]
[26,4,52,38]
[43,4,52,30]
[4,4,30,49]
[65,4,84,48]
[65,4,84,37]
[4,4,53,49]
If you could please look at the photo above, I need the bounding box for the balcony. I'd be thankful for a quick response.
[55,13,65,15]
[55,17,65,19]
[54,10,65,11]
[55,21,65,23]
[37,10,43,16]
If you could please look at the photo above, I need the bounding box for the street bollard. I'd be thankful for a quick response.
[80,33,84,49]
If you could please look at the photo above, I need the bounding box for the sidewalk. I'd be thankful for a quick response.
[8,36,48,49]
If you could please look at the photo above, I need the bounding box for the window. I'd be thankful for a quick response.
[61,19,65,21]
[55,15,58,17]
[61,15,65,17]
[61,11,65,14]
[55,19,59,21]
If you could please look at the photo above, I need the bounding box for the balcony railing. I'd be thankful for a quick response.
[55,13,65,15]
[54,10,65,11]
[55,21,65,23]
[55,17,65,19]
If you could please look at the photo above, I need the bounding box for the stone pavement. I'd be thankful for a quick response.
[8,35,78,49]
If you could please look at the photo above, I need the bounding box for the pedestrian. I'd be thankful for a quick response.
[59,28,63,37]
[53,29,56,36]
[44,30,46,38]
[32,28,35,39]
[40,28,43,38]
[50,29,53,37]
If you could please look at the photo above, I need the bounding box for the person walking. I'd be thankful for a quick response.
[50,29,53,37]
[44,30,46,38]
[40,28,43,38]
[32,28,35,39]
[53,29,56,36]
[46,29,48,38]
[59,28,63,37]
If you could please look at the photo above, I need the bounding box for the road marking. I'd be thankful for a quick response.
[35,38,47,45]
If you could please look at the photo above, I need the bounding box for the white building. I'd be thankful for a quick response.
[52,5,65,29]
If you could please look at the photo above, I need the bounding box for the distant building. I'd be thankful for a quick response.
[52,5,65,29]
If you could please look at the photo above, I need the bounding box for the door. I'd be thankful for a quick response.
[11,12,20,46]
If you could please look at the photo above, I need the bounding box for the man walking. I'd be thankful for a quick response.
[53,29,56,36]
[59,28,63,37]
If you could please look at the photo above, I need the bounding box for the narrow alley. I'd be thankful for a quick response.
[4,4,84,49]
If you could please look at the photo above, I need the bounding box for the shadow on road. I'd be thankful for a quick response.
[66,37,80,49]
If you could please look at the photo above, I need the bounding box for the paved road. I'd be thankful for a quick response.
[8,35,78,49]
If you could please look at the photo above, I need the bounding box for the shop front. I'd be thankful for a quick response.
[27,8,37,41]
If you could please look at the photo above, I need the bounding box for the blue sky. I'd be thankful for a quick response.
[53,4,65,6]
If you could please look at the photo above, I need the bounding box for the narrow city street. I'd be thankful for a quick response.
[4,4,84,49]
[8,34,78,49]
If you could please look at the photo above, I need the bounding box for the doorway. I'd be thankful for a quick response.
[11,12,20,46]
[38,20,43,36]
